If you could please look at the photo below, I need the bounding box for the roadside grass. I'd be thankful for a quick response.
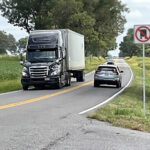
[88,56,150,133]
[0,55,105,93]
[85,56,105,73]
[0,55,22,93]
[0,79,22,93]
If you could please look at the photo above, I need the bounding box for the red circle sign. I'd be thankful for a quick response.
[135,26,150,42]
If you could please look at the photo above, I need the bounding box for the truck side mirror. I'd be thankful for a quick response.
[20,53,24,66]
[19,50,26,66]
[20,61,24,65]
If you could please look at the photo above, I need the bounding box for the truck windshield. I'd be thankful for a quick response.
[28,34,58,45]
[27,49,57,63]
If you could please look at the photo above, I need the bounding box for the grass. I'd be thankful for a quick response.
[0,79,22,93]
[0,55,105,93]
[0,55,22,93]
[85,56,105,73]
[88,56,150,132]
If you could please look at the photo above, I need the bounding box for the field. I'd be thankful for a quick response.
[0,55,105,93]
[89,56,150,132]
[0,55,22,93]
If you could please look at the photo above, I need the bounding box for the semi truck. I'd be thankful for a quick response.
[20,29,85,90]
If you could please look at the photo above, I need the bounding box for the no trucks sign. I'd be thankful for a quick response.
[134,25,150,44]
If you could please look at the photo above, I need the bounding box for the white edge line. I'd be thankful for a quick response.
[78,63,134,115]
[0,90,22,96]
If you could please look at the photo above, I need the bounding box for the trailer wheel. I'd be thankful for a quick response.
[77,71,85,82]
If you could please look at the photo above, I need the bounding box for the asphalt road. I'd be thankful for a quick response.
[0,59,150,150]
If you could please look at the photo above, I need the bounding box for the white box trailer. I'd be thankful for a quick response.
[64,29,85,70]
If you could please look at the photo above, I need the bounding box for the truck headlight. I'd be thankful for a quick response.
[23,67,28,72]
[51,65,61,75]
[22,67,29,77]
[22,71,28,77]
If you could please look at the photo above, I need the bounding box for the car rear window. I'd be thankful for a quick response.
[98,67,116,71]
[96,67,118,74]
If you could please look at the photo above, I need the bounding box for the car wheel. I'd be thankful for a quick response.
[119,81,122,87]
[116,81,121,88]
[94,81,99,87]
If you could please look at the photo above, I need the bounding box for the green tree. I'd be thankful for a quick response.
[16,37,28,53]
[0,31,17,54]
[119,28,141,57]
[7,34,17,54]
[0,0,55,32]
[145,45,150,56]
[0,31,8,54]
[0,31,16,54]
[0,0,128,56]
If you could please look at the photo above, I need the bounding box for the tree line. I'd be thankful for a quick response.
[0,0,128,56]
[119,28,150,57]
[0,30,27,54]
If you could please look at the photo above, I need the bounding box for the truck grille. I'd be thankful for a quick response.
[29,66,49,78]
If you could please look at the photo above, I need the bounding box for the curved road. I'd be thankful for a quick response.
[0,59,150,150]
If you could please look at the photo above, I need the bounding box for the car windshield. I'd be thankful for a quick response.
[27,49,57,63]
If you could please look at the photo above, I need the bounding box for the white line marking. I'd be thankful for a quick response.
[0,90,22,96]
[78,63,133,115]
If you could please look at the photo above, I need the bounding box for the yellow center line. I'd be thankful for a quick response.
[0,80,93,110]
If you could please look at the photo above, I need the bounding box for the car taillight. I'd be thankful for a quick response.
[113,70,118,75]
[95,70,101,74]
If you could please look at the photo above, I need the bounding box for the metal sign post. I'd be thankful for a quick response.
[142,44,146,117]
[134,25,150,117]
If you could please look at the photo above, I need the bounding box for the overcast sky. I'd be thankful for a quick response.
[0,0,150,46]
[116,0,150,45]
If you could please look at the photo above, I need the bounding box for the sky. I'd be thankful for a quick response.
[0,0,150,54]
[116,0,150,44]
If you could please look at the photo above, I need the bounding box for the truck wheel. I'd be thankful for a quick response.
[65,74,71,86]
[56,76,63,89]
[22,85,28,90]
[77,71,85,82]
[57,82,62,89]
